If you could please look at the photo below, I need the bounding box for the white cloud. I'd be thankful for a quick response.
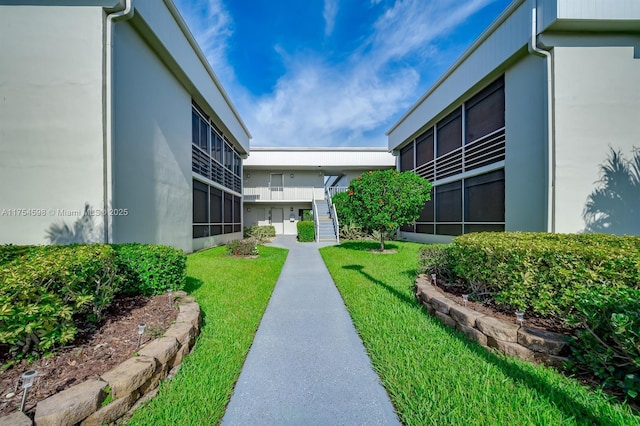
[246,62,419,147]
[323,0,339,37]
[176,0,499,147]
[173,0,235,86]
[368,0,495,65]
[244,0,497,147]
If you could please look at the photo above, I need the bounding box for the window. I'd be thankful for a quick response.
[193,179,242,239]
[400,143,414,172]
[211,129,222,163]
[435,181,462,236]
[233,196,242,232]
[192,101,242,193]
[192,110,209,153]
[210,187,222,223]
[224,193,233,234]
[193,180,209,238]
[465,77,505,144]
[410,169,504,237]
[436,108,462,158]
[414,188,435,234]
[415,129,434,168]
[464,169,505,233]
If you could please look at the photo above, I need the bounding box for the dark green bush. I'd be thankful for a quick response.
[243,225,276,242]
[0,245,121,355]
[226,238,259,256]
[297,221,315,242]
[567,287,640,402]
[113,244,186,296]
[0,244,37,266]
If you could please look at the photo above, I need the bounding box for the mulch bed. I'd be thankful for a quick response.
[0,293,178,417]
[430,276,573,335]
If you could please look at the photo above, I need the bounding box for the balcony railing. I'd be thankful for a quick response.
[415,127,505,183]
[243,186,325,202]
[325,186,349,199]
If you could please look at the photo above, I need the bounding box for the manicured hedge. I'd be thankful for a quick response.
[297,221,315,242]
[419,232,640,402]
[446,232,639,315]
[113,244,186,296]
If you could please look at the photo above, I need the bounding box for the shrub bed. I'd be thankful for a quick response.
[0,243,186,358]
[0,245,122,356]
[419,232,640,403]
[297,221,315,242]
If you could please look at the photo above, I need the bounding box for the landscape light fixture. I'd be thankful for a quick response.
[137,323,146,349]
[431,273,436,286]
[515,312,525,327]
[462,294,469,307]
[168,288,173,307]
[19,370,37,412]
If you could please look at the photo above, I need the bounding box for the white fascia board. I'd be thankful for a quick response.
[244,149,395,169]
[130,0,251,153]
[542,0,640,31]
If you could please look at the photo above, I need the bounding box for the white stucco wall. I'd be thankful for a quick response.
[553,43,640,234]
[112,21,193,251]
[504,52,548,232]
[244,170,324,188]
[244,203,311,235]
[0,6,105,245]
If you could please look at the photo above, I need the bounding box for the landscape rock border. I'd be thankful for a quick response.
[0,292,201,426]
[414,275,569,367]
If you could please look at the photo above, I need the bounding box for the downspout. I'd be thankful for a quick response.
[528,1,555,232]
[104,0,134,243]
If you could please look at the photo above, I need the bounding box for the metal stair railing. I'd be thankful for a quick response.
[312,198,319,243]
[325,189,340,244]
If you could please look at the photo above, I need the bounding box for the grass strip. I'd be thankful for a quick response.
[320,241,639,426]
[127,245,287,425]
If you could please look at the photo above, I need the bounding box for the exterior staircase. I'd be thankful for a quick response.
[315,199,338,242]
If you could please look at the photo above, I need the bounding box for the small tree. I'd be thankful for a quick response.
[332,191,358,226]
[347,169,432,250]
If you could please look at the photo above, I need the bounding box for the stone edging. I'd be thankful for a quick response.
[1,291,201,426]
[414,275,569,366]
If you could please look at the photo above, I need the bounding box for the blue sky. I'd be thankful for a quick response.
[174,0,512,147]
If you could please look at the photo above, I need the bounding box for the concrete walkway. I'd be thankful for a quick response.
[222,235,400,426]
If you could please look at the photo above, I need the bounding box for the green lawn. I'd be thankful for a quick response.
[127,245,287,425]
[320,241,640,426]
